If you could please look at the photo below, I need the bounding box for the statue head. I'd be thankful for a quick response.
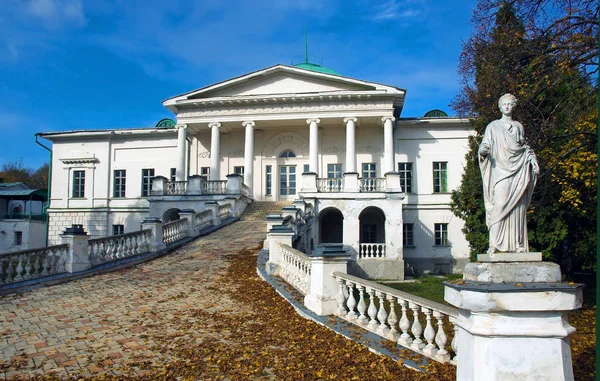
[498,93,517,116]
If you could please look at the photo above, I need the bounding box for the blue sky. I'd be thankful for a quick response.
[0,0,477,170]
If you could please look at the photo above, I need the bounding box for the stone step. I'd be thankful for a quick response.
[240,201,290,221]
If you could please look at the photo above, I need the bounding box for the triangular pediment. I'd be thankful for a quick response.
[163,65,404,107]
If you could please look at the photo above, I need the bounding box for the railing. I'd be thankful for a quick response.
[331,272,458,364]
[196,210,213,231]
[203,180,227,194]
[278,243,312,295]
[218,204,231,220]
[162,218,188,244]
[0,245,68,285]
[359,243,386,259]
[166,181,187,195]
[316,178,344,192]
[359,178,385,192]
[88,230,152,266]
[1,214,47,221]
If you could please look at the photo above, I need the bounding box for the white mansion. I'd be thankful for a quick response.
[39,63,473,277]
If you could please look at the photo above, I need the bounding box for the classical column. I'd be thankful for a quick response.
[307,118,320,174]
[209,122,221,180]
[242,121,255,196]
[176,124,187,181]
[344,117,357,173]
[382,116,395,174]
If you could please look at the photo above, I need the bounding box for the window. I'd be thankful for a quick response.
[201,167,210,177]
[113,225,124,235]
[113,170,126,198]
[170,168,176,182]
[434,223,449,246]
[280,149,296,158]
[433,162,448,193]
[403,223,414,246]
[265,165,272,195]
[303,164,310,174]
[234,166,244,175]
[72,170,85,198]
[398,163,413,193]
[279,165,296,195]
[14,231,23,246]
[327,164,342,179]
[142,169,155,197]
[362,163,377,178]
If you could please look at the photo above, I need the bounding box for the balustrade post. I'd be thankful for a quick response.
[433,311,450,362]
[301,172,318,193]
[387,295,400,341]
[141,217,166,252]
[304,244,350,316]
[422,307,437,356]
[226,173,243,194]
[179,209,197,237]
[397,298,413,346]
[60,225,91,273]
[444,256,582,380]
[357,285,369,325]
[335,277,348,317]
[150,176,167,196]
[346,282,358,321]
[187,175,204,195]
[384,171,403,193]
[409,302,425,350]
[204,201,221,226]
[343,172,359,193]
[266,225,294,275]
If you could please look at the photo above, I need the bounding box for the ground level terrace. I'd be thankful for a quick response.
[0,220,594,380]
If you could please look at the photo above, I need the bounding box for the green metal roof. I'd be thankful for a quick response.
[0,189,47,199]
[293,62,341,76]
[424,109,449,117]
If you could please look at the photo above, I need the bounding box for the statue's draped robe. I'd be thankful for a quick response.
[480,120,537,252]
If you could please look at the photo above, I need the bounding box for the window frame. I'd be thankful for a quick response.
[362,163,377,178]
[14,231,23,246]
[434,223,449,246]
[141,168,155,197]
[234,166,244,175]
[433,162,448,193]
[112,224,125,236]
[170,168,176,183]
[200,167,210,177]
[398,162,413,193]
[113,169,126,198]
[327,163,343,179]
[72,170,85,198]
[279,165,297,196]
[403,223,414,247]
[265,165,272,195]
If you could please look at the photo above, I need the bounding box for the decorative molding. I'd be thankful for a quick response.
[208,122,222,129]
[198,151,211,158]
[60,157,99,165]
[322,146,344,155]
[177,100,391,118]
[358,145,382,154]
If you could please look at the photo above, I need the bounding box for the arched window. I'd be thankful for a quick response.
[280,149,296,158]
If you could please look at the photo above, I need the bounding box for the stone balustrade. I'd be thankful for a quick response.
[278,243,312,295]
[88,230,152,266]
[218,204,231,220]
[316,178,344,192]
[331,271,458,364]
[359,177,385,192]
[203,180,227,194]
[358,243,386,259]
[195,210,213,231]
[0,245,68,285]
[166,181,188,195]
[162,218,189,244]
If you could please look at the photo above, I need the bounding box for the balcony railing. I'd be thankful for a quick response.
[358,243,386,259]
[316,178,344,192]
[203,180,227,195]
[166,181,187,195]
[359,178,385,192]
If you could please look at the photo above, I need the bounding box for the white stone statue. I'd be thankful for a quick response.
[479,94,539,253]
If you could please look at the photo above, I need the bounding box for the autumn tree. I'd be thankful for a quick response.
[451,1,598,271]
[0,159,49,190]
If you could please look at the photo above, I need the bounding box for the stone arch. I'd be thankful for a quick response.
[162,208,181,223]
[358,206,386,243]
[318,207,344,244]
[261,131,309,158]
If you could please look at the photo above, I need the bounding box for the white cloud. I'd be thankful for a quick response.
[26,0,87,29]
[371,0,421,21]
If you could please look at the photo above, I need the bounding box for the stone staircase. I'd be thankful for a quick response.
[240,201,290,221]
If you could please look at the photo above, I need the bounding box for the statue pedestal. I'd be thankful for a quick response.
[445,254,583,381]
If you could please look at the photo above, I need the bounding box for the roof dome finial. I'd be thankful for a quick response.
[291,29,341,76]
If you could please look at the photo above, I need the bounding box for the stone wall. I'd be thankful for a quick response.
[48,210,108,245]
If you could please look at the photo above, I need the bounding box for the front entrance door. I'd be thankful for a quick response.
[279,165,296,197]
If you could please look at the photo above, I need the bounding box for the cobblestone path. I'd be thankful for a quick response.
[0,221,266,380]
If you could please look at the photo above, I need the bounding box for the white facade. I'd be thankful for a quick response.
[40,64,473,275]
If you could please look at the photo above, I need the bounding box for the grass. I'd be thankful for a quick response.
[384,274,463,305]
